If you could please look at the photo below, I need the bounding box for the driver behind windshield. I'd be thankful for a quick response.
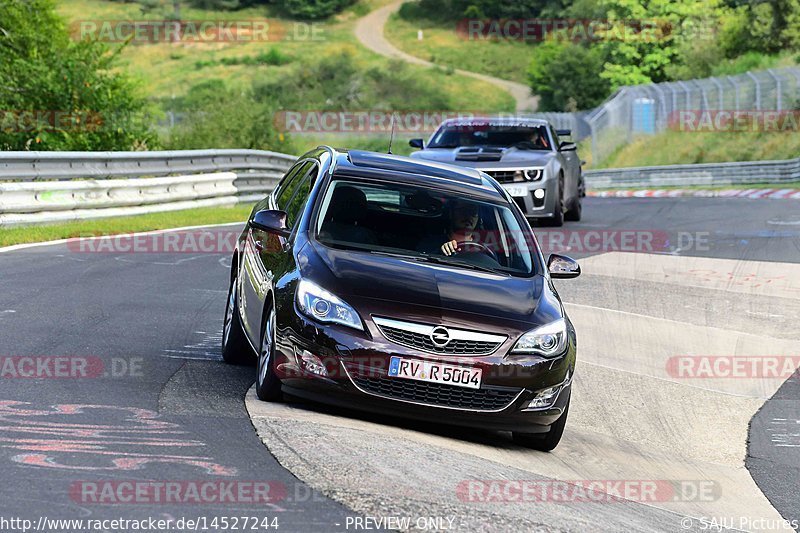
[418,200,481,256]
[530,127,549,149]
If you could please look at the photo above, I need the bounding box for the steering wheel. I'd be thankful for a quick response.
[455,241,498,262]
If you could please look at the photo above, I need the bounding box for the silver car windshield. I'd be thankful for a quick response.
[428,124,551,150]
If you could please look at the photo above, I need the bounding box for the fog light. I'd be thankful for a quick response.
[526,385,561,409]
[533,189,545,199]
[297,348,328,377]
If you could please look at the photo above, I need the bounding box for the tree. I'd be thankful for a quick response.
[528,41,610,111]
[276,0,357,19]
[0,0,155,151]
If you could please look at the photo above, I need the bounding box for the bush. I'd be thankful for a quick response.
[162,80,294,152]
[528,41,610,111]
[0,0,156,150]
[413,0,564,20]
[276,0,357,19]
[254,51,454,111]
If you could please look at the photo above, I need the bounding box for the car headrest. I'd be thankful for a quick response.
[328,186,368,224]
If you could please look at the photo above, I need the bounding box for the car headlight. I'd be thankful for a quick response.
[511,318,568,357]
[525,169,543,181]
[296,279,363,331]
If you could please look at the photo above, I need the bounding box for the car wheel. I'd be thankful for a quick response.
[221,275,254,365]
[564,197,582,222]
[255,305,283,402]
[512,395,570,452]
[546,179,565,227]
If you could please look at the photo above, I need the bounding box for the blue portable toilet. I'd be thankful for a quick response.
[632,98,656,134]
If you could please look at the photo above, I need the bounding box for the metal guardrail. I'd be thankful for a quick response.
[584,157,800,189]
[0,150,296,226]
[2,149,798,226]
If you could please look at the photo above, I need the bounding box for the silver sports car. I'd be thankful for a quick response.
[409,117,585,226]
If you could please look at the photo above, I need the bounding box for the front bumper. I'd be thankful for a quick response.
[501,178,559,219]
[271,305,576,433]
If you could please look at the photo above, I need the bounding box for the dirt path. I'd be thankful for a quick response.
[354,0,539,112]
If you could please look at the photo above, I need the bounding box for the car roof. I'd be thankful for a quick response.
[328,149,506,202]
[439,116,549,128]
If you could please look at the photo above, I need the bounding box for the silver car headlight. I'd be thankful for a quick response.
[296,279,363,331]
[525,168,543,181]
[511,318,568,357]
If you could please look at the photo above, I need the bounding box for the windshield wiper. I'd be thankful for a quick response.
[417,255,508,275]
[369,250,508,276]
[368,250,424,260]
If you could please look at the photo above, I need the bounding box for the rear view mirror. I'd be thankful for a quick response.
[547,254,581,279]
[409,138,424,149]
[251,209,290,237]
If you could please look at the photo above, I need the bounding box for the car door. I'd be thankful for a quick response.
[240,161,313,342]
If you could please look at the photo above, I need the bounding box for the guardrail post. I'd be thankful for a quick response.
[746,72,761,111]
[766,69,782,111]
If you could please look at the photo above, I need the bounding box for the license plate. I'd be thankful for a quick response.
[504,185,528,197]
[388,356,482,389]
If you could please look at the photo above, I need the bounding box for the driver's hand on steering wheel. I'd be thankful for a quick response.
[441,240,460,256]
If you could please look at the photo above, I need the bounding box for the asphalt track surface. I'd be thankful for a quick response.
[0,197,798,532]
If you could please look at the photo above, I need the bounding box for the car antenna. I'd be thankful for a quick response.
[387,112,396,154]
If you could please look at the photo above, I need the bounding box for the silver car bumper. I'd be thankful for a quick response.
[501,179,559,219]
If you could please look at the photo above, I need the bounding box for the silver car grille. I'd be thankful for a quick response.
[373,316,506,356]
[484,169,543,183]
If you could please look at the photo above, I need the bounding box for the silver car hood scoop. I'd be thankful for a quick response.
[454,147,505,162]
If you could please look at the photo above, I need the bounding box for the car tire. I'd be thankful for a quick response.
[545,179,565,227]
[512,395,570,452]
[255,305,283,402]
[564,197,582,222]
[221,275,254,365]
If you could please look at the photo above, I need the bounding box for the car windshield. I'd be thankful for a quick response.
[314,178,538,276]
[428,123,551,150]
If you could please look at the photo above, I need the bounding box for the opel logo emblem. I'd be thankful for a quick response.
[430,326,451,347]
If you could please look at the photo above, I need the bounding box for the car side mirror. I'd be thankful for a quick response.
[251,209,290,237]
[559,142,577,152]
[547,254,581,279]
[409,138,424,149]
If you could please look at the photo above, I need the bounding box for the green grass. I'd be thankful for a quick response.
[56,0,513,111]
[384,9,534,84]
[595,130,800,169]
[0,205,253,247]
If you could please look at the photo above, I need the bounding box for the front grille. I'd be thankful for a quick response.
[349,374,522,411]
[485,169,543,183]
[485,170,517,183]
[379,324,502,355]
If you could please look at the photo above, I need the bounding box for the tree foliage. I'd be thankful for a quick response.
[0,0,155,150]
[528,41,611,111]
